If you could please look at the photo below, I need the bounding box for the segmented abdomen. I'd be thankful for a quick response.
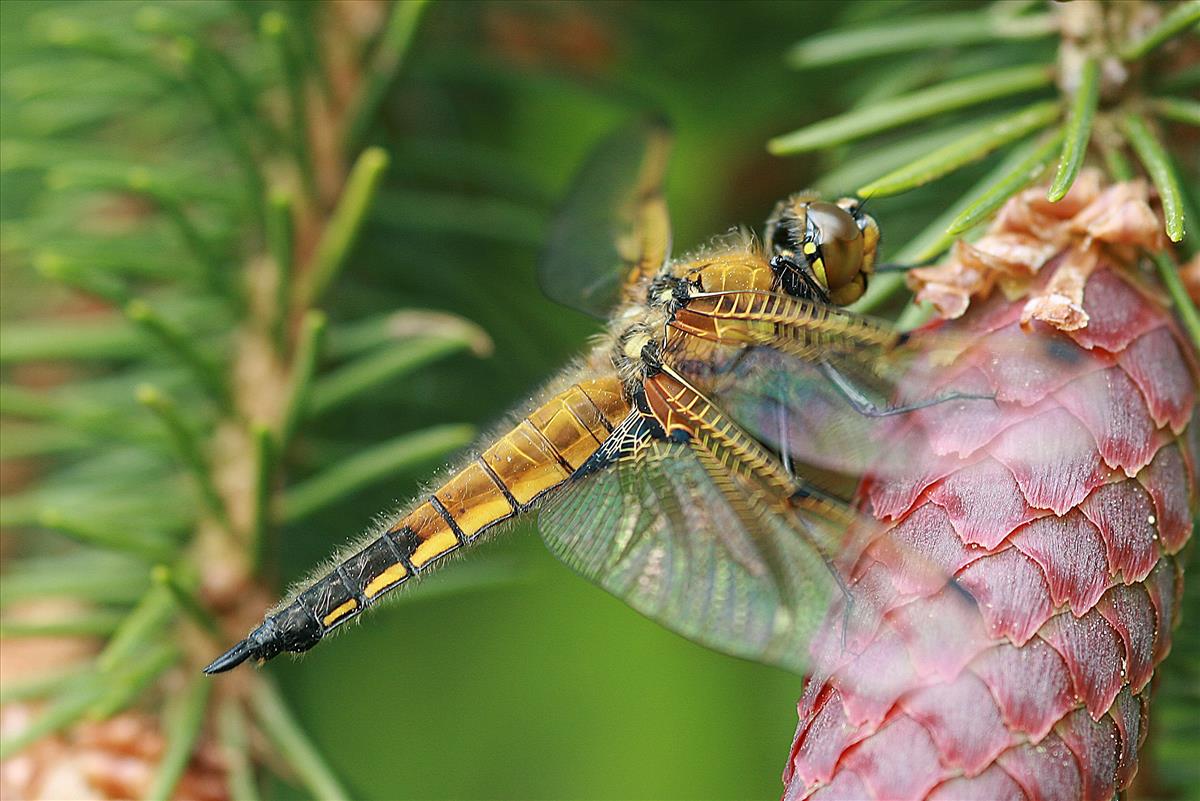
[783,266,1197,800]
[264,376,630,656]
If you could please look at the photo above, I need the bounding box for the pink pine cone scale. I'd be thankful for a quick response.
[784,178,1198,801]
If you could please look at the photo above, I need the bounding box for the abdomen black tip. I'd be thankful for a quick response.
[203,638,255,674]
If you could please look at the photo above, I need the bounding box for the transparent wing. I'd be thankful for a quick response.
[703,323,1089,486]
[538,117,673,318]
[668,290,999,480]
[713,350,889,476]
[702,346,949,481]
[538,411,849,674]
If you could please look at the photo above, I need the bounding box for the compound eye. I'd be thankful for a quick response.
[806,202,863,294]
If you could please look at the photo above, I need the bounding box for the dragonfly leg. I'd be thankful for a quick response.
[776,401,795,480]
[769,254,831,303]
[871,256,938,274]
[818,550,856,650]
[820,359,992,418]
[786,478,857,639]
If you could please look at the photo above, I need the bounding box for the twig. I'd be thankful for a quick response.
[250,678,351,801]
[146,676,212,801]
[303,148,390,307]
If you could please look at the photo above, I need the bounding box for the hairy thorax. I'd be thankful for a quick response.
[606,242,777,395]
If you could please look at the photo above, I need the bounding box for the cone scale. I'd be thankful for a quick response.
[784,178,1197,800]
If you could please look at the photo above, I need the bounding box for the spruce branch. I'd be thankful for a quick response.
[1,555,150,608]
[0,682,106,760]
[219,700,262,801]
[86,645,179,721]
[136,384,229,528]
[1148,96,1200,128]
[0,669,89,706]
[168,34,267,223]
[267,189,297,347]
[783,0,1198,314]
[282,424,474,523]
[97,584,177,672]
[1152,251,1200,350]
[947,129,1064,234]
[0,4,482,789]
[856,100,1059,197]
[785,9,1055,67]
[151,565,222,637]
[261,12,317,199]
[34,251,131,306]
[35,508,175,561]
[0,318,147,362]
[303,147,390,307]
[308,335,479,417]
[769,64,1054,154]
[279,310,327,450]
[1118,0,1200,61]
[250,423,276,574]
[345,0,430,152]
[125,300,233,413]
[0,613,124,638]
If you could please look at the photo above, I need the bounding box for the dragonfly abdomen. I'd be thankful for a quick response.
[205,377,629,673]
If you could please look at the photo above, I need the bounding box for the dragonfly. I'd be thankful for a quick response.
[205,119,979,677]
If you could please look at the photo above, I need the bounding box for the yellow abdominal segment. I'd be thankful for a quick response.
[383,377,630,578]
[323,599,358,627]
[364,563,409,599]
[255,375,633,654]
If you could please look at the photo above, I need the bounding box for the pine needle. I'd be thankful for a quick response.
[251,679,351,801]
[769,64,1053,154]
[857,100,1059,197]
[1119,0,1200,61]
[282,424,474,522]
[1122,112,1189,242]
[947,129,1064,235]
[1047,56,1100,202]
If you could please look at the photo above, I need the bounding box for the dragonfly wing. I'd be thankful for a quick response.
[707,347,912,480]
[538,369,978,675]
[540,383,868,671]
[538,412,845,674]
[672,292,996,480]
[538,117,673,318]
[708,329,1076,497]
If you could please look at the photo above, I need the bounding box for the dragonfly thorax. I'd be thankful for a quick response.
[608,250,780,395]
[610,310,669,392]
[646,272,698,314]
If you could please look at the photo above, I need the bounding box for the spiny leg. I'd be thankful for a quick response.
[786,479,856,645]
[776,400,795,481]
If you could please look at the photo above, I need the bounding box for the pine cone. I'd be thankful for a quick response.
[783,176,1196,800]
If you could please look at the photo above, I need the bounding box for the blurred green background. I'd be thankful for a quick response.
[5,1,1193,800]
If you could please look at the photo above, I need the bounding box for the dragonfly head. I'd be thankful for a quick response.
[766,194,880,306]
